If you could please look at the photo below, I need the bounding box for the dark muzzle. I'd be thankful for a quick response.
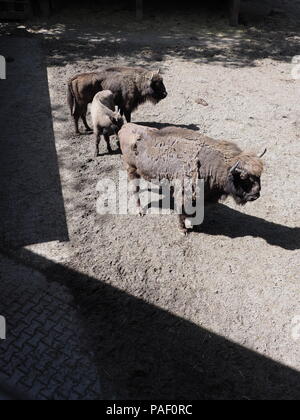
[248,193,260,202]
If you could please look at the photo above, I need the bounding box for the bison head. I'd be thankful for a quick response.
[147,70,168,103]
[225,151,265,205]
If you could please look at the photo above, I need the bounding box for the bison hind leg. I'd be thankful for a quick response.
[81,112,92,133]
[73,105,91,135]
[73,110,81,135]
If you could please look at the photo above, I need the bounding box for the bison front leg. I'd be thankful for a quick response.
[178,214,188,236]
[175,186,193,235]
[94,129,102,157]
[124,110,132,123]
[128,167,144,217]
[119,107,131,122]
[178,214,194,236]
[103,132,113,154]
[116,135,121,152]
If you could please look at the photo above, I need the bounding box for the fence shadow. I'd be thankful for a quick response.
[26,0,300,69]
[0,36,69,248]
[1,247,298,400]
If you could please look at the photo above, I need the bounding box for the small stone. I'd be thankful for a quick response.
[195,98,209,107]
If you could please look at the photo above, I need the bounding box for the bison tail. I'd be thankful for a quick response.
[67,81,76,116]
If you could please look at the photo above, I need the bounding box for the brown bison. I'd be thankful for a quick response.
[119,123,266,234]
[67,67,168,135]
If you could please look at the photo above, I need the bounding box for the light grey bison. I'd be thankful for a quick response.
[119,123,266,234]
[91,90,124,157]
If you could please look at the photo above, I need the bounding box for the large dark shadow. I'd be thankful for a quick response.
[0,36,69,248]
[1,247,299,400]
[197,204,300,251]
[137,195,299,251]
[26,0,300,69]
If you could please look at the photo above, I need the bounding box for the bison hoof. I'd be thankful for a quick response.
[139,209,146,217]
[185,218,194,230]
[179,227,189,236]
[179,216,192,235]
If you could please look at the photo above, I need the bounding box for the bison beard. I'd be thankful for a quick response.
[67,67,167,135]
[119,124,265,234]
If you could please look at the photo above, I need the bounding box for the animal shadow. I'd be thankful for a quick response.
[135,121,200,131]
[197,204,300,251]
[97,148,122,158]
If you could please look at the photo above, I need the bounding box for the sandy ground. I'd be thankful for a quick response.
[1,0,300,399]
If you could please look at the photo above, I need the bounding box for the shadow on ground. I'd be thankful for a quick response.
[198,204,300,251]
[141,198,299,251]
[23,0,300,69]
[1,247,299,400]
[1,3,299,400]
[136,121,201,131]
[0,36,69,248]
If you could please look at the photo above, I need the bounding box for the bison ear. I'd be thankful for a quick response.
[150,69,161,81]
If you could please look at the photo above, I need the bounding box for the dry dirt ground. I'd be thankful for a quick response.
[1,0,300,399]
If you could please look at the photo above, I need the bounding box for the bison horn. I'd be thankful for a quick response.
[230,161,241,174]
[259,148,267,158]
